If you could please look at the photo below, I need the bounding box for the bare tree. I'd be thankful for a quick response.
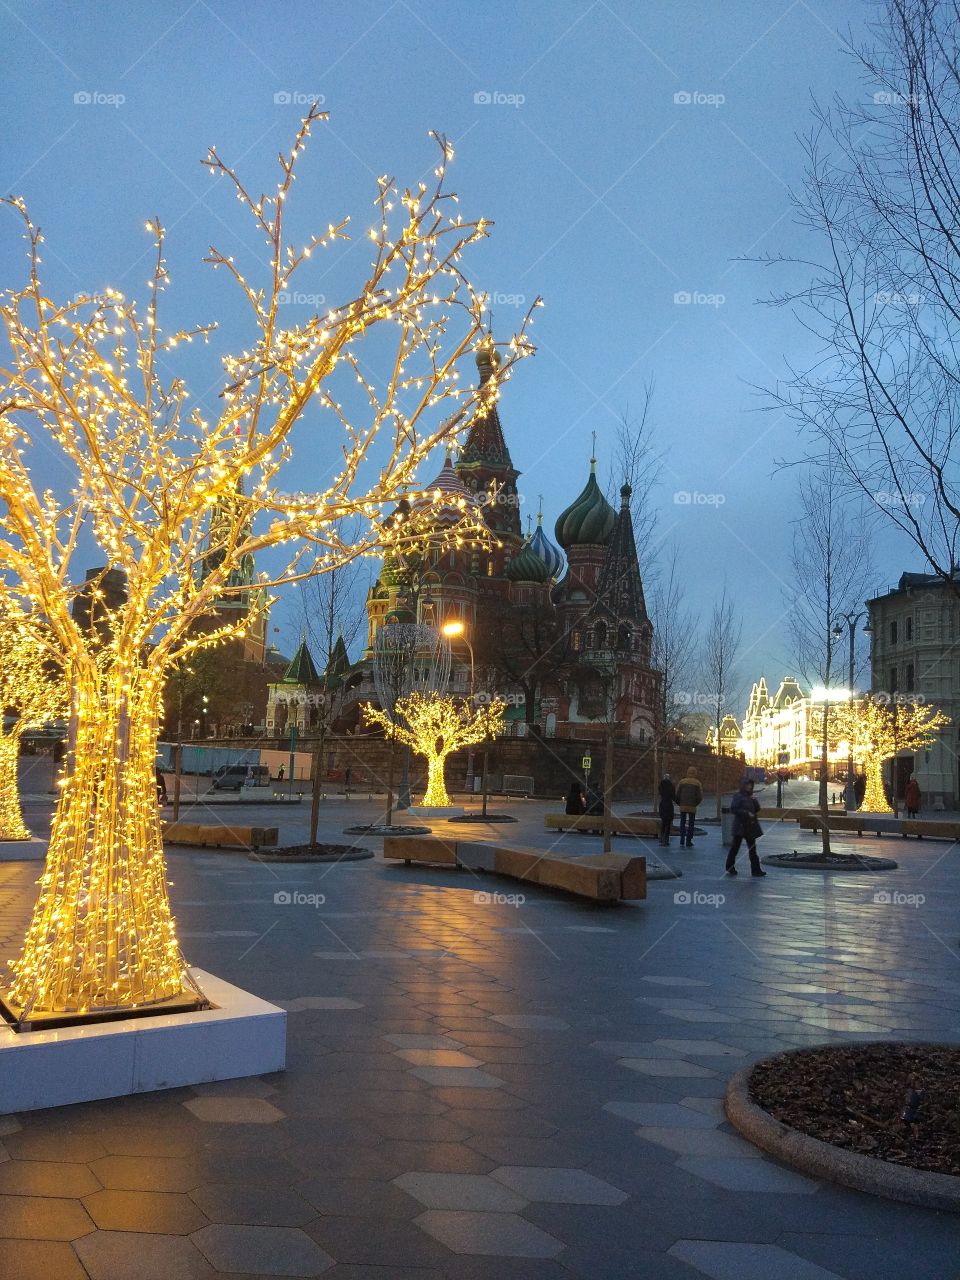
[298,516,369,671]
[607,385,661,554]
[764,0,960,590]
[785,465,874,850]
[650,542,700,737]
[700,585,743,820]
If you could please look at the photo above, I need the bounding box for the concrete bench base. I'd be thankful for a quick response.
[383,835,646,902]
[163,822,279,851]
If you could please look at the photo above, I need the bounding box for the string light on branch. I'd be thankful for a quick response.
[832,695,949,815]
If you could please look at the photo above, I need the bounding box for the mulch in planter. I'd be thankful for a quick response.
[749,1043,960,1175]
[250,844,373,862]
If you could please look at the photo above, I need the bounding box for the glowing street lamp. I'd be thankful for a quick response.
[441,619,476,795]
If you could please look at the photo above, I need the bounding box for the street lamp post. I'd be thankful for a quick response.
[441,620,477,798]
[832,613,865,811]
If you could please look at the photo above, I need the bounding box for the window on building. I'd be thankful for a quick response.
[906,663,915,692]
[487,560,493,576]
[572,631,581,652]
[595,621,607,649]
[905,615,913,641]
[889,666,898,694]
[891,619,898,644]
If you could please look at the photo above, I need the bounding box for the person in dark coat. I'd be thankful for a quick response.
[585,782,604,817]
[657,774,676,846]
[905,774,921,818]
[565,781,586,815]
[726,777,765,876]
[155,764,167,805]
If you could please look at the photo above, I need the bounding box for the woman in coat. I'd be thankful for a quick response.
[657,774,676,846]
[565,781,586,815]
[726,777,765,876]
[904,775,921,818]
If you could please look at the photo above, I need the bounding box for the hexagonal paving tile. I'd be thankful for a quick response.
[4,1131,107,1163]
[75,1230,215,1280]
[0,1116,23,1137]
[284,996,363,1011]
[603,1101,720,1128]
[394,1171,527,1212]
[491,1014,570,1031]
[394,1049,483,1068]
[1,1240,88,1280]
[408,1067,505,1088]
[415,1209,564,1258]
[190,1183,315,1226]
[617,1057,717,1078]
[83,1188,208,1233]
[0,1193,94,1239]
[0,1159,101,1196]
[491,1166,627,1205]
[677,1156,820,1193]
[636,1127,762,1158]
[669,1239,846,1279]
[183,1097,285,1124]
[384,1033,465,1049]
[653,1039,747,1057]
[88,1155,205,1192]
[192,1223,334,1275]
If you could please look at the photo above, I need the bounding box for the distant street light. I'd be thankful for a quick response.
[832,612,865,808]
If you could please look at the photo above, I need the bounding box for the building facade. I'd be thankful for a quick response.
[866,572,959,808]
[353,342,663,743]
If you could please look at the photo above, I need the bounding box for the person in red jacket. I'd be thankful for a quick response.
[904,774,921,818]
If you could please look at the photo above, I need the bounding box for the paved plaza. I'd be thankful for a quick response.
[0,784,958,1279]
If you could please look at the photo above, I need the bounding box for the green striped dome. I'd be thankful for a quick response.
[555,466,615,549]
[505,539,551,584]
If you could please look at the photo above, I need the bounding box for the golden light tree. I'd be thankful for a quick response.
[0,607,68,841]
[364,691,506,808]
[0,103,535,1025]
[833,696,950,814]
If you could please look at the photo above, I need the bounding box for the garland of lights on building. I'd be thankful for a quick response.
[0,102,536,1023]
[364,691,506,807]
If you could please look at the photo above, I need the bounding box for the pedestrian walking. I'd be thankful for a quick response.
[155,764,167,805]
[585,781,604,816]
[905,774,921,818]
[277,763,285,781]
[565,780,586,815]
[726,777,765,877]
[658,773,676,846]
[674,766,702,847]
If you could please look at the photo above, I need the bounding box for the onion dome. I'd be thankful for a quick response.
[529,510,563,580]
[505,538,551,584]
[554,458,615,549]
[412,451,479,527]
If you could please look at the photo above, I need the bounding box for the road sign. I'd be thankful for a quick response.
[582,755,592,770]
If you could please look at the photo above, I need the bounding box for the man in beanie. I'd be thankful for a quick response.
[674,766,702,848]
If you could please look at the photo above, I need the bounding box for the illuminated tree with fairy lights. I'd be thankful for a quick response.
[833,695,949,814]
[364,691,506,808]
[0,606,67,842]
[0,103,535,1025]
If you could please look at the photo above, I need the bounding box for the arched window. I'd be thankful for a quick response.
[618,623,630,651]
[595,621,607,649]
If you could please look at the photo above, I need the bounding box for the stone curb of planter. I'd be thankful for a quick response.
[724,1053,960,1212]
[247,849,374,863]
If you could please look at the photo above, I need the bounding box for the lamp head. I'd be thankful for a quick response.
[441,620,465,639]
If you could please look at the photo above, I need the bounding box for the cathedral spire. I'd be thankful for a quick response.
[595,482,648,621]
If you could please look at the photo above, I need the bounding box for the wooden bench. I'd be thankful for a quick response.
[502,774,534,797]
[163,822,279,851]
[762,807,846,823]
[899,820,960,841]
[544,813,659,837]
[383,835,646,902]
[799,815,868,836]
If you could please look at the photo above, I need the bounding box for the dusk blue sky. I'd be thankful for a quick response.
[2,1,907,714]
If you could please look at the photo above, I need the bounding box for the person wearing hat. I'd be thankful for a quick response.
[657,773,676,846]
[674,766,702,848]
[726,776,765,876]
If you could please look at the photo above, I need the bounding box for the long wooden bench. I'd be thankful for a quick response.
[762,807,846,822]
[899,820,960,841]
[545,814,659,836]
[163,822,279,851]
[799,815,868,836]
[383,835,646,902]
